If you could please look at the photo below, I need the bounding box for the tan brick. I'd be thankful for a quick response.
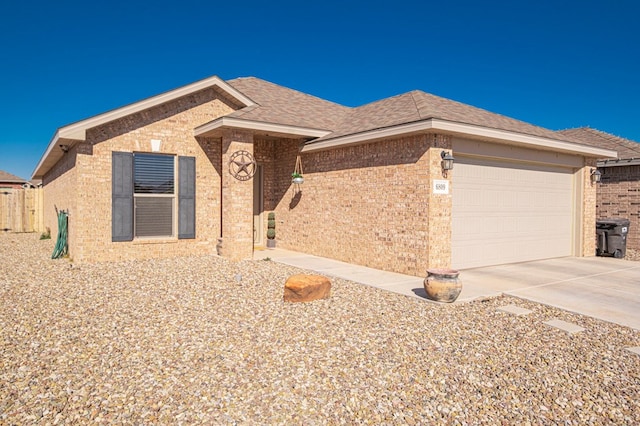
[43,88,232,263]
[266,134,439,277]
[597,165,640,250]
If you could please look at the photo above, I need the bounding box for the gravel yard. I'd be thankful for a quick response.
[1,233,639,424]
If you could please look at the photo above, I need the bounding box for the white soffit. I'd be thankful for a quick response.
[194,117,331,139]
[302,118,618,159]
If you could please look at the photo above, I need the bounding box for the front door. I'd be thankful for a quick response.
[253,165,264,246]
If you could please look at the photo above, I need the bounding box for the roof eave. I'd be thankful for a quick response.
[194,116,331,139]
[598,158,640,167]
[33,76,256,180]
[32,130,65,180]
[432,119,617,158]
[302,118,618,159]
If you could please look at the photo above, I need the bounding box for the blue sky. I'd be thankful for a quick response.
[1,0,639,180]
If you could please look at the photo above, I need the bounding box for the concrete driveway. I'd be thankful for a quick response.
[255,249,640,330]
[459,256,640,330]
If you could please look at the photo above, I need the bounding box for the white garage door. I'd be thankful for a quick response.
[452,156,575,269]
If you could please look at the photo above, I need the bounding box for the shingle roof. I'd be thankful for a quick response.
[0,170,26,183]
[318,90,572,142]
[226,77,351,131]
[320,91,423,139]
[225,79,592,145]
[556,127,640,160]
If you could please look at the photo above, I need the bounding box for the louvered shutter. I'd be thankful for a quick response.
[112,152,134,241]
[178,156,196,239]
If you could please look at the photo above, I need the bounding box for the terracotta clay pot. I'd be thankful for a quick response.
[424,269,462,303]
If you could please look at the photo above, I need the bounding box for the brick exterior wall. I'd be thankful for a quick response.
[597,165,640,250]
[43,145,78,258]
[582,159,598,256]
[426,135,453,269]
[253,134,595,276]
[41,86,603,273]
[43,88,233,263]
[0,183,26,189]
[262,134,445,277]
[220,129,255,261]
[252,136,304,249]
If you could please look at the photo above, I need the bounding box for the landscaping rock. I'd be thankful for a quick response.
[1,233,639,424]
[284,274,331,302]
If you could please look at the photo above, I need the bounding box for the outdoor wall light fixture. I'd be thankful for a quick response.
[590,168,602,184]
[441,150,454,171]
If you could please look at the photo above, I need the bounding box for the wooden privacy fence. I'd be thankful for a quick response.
[0,187,44,233]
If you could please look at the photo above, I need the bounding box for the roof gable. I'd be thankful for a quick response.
[0,170,26,183]
[59,76,254,141]
[33,76,254,179]
[225,77,351,131]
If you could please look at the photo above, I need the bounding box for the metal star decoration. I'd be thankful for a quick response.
[228,150,257,181]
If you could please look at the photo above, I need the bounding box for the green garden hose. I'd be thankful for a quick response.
[51,209,68,259]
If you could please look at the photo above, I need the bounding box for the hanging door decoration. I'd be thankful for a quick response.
[292,155,304,184]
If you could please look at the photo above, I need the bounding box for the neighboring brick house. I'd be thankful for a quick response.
[0,170,28,189]
[558,127,640,254]
[33,76,615,275]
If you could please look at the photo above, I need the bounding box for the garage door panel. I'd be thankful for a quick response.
[454,235,572,268]
[452,157,574,269]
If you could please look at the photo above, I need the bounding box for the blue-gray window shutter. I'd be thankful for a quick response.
[112,152,134,241]
[178,156,196,239]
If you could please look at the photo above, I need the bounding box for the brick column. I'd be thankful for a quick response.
[581,159,598,257]
[426,134,453,269]
[221,129,255,261]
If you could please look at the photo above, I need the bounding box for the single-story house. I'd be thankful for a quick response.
[0,170,28,189]
[557,127,640,254]
[32,76,616,275]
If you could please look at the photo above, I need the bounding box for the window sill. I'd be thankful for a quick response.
[133,237,178,245]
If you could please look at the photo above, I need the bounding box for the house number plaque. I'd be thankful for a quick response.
[433,179,449,195]
[228,150,257,181]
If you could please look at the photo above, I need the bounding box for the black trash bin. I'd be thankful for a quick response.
[596,218,630,258]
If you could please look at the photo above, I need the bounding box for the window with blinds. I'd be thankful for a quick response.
[133,153,175,237]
